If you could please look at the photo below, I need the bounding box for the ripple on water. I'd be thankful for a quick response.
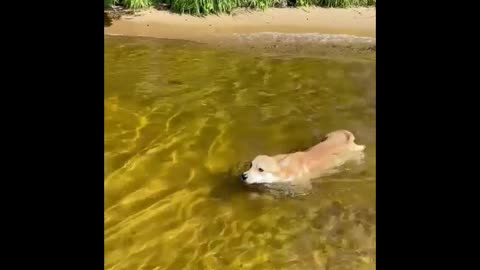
[105,36,376,270]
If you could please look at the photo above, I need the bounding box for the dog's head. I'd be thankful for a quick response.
[241,155,283,184]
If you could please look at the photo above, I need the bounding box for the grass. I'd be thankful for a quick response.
[106,0,160,10]
[295,0,375,7]
[105,0,375,15]
[169,0,285,15]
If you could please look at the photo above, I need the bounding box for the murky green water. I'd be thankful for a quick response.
[105,36,376,270]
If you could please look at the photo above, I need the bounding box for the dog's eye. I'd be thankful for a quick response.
[249,162,252,168]
[258,168,264,172]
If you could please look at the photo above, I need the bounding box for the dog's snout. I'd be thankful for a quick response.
[241,173,248,181]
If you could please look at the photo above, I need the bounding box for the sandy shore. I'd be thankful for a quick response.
[105,7,375,58]
[105,7,375,39]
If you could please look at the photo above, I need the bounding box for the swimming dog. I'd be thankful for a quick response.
[241,130,365,187]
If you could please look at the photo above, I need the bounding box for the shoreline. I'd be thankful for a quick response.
[105,7,375,39]
[105,7,375,58]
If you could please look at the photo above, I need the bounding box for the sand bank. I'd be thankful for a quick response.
[105,7,375,57]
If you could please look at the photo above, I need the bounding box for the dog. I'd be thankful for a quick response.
[241,130,365,188]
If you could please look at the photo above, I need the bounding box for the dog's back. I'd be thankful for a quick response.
[308,130,364,152]
[303,130,365,178]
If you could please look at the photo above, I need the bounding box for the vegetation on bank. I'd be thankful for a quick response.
[105,0,375,16]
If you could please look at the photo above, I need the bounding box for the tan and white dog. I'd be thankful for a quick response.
[241,130,365,186]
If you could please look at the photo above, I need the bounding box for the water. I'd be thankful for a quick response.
[105,36,376,270]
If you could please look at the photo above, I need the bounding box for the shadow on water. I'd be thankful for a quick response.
[209,163,252,200]
[209,172,251,200]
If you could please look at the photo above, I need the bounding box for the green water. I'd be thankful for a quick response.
[105,36,376,270]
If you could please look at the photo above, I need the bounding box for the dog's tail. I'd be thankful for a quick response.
[326,130,366,151]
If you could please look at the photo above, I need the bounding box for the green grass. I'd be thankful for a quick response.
[169,0,284,15]
[105,0,115,8]
[110,0,160,10]
[296,0,375,7]
[105,0,375,15]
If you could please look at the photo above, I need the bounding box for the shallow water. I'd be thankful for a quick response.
[105,36,376,270]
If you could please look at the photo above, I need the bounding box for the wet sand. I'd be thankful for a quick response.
[105,7,375,57]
